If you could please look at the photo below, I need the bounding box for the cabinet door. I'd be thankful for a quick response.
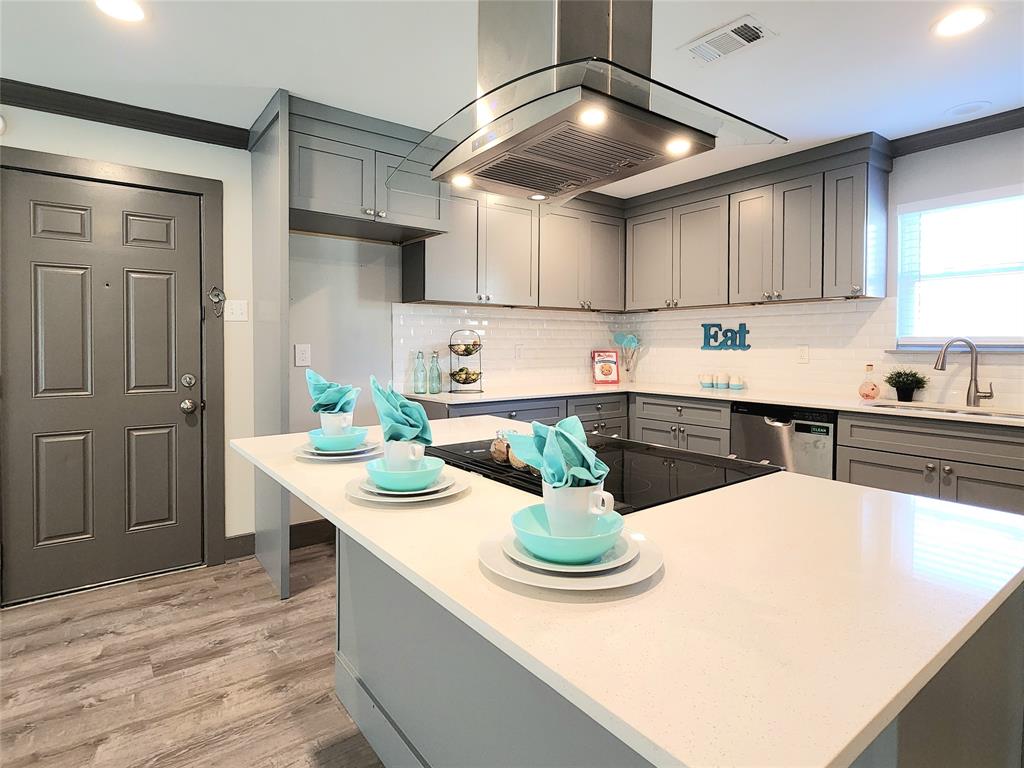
[673,196,728,307]
[586,213,626,311]
[374,152,448,232]
[422,190,483,303]
[939,461,1024,515]
[836,447,941,497]
[678,424,731,457]
[539,208,583,309]
[623,451,676,508]
[631,417,679,448]
[729,186,774,303]
[580,417,628,439]
[626,210,673,310]
[823,164,867,298]
[772,173,823,301]
[290,133,375,220]
[482,196,539,307]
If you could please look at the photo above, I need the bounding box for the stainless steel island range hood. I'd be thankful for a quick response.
[386,0,786,205]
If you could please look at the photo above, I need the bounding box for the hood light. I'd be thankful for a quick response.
[528,193,548,201]
[933,7,989,37]
[96,0,145,21]
[451,174,473,189]
[579,108,607,127]
[666,138,692,156]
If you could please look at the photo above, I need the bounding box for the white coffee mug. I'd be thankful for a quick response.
[320,411,353,436]
[541,482,615,537]
[384,440,425,471]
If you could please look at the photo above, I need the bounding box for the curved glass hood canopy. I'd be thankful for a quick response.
[386,56,787,207]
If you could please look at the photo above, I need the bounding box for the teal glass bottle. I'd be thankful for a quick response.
[413,351,427,394]
[428,351,442,394]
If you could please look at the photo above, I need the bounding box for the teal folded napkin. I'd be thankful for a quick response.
[306,369,360,414]
[505,416,609,488]
[370,375,432,444]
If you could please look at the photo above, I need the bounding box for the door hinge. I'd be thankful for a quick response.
[200,400,207,411]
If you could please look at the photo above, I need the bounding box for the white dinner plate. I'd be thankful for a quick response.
[499,532,640,575]
[358,475,456,497]
[295,447,382,463]
[478,535,662,592]
[345,476,469,505]
[300,440,380,456]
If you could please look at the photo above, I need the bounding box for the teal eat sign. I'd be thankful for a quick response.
[701,323,751,351]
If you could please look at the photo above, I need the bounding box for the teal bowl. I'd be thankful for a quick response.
[308,426,368,452]
[511,504,624,565]
[366,456,444,492]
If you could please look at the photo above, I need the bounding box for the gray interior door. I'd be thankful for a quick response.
[1,169,204,604]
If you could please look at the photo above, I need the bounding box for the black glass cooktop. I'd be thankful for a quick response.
[426,434,779,514]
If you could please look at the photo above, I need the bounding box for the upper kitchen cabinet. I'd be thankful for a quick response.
[626,209,673,310]
[771,173,824,301]
[539,207,625,311]
[729,185,774,303]
[673,196,728,307]
[824,164,887,298]
[482,196,539,307]
[402,190,483,305]
[286,97,449,244]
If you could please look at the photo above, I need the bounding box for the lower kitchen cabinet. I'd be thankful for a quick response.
[448,398,566,425]
[837,446,1024,515]
[580,417,628,439]
[631,416,730,456]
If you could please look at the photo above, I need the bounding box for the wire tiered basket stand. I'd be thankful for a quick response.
[448,329,483,393]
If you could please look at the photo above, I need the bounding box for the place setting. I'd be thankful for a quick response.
[295,370,382,462]
[478,416,663,592]
[345,376,470,505]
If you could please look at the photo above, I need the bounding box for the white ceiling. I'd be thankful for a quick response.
[2,0,1022,198]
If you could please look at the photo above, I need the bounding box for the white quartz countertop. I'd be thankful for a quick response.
[406,383,1024,428]
[232,417,1024,767]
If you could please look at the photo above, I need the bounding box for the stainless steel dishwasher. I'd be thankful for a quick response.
[730,403,837,479]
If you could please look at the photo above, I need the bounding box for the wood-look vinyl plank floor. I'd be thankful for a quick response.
[0,544,383,768]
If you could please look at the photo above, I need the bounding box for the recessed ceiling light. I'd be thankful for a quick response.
[579,108,607,127]
[451,174,473,189]
[666,138,692,156]
[933,7,989,37]
[528,193,548,201]
[944,100,992,117]
[96,0,144,22]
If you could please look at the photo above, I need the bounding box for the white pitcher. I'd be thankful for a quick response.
[383,440,425,471]
[542,482,614,537]
[320,411,353,435]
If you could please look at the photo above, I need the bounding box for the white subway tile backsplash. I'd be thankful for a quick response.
[393,299,1024,409]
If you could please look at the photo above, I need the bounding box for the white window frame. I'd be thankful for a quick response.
[896,183,1024,350]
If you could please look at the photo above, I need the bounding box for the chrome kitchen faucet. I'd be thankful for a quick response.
[934,337,994,407]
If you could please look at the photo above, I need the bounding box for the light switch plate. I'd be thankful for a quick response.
[294,343,311,367]
[797,345,810,364]
[224,299,248,322]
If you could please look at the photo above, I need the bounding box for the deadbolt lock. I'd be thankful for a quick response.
[181,373,197,388]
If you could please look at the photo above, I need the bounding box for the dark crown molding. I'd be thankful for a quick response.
[0,78,250,150]
[890,107,1024,157]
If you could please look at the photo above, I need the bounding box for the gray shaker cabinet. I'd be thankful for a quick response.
[586,213,626,311]
[290,133,376,221]
[824,164,887,298]
[626,209,673,310]
[837,447,941,498]
[374,152,448,232]
[632,416,730,456]
[481,195,539,307]
[673,196,729,307]
[729,185,774,303]
[772,173,823,301]
[539,207,584,309]
[938,461,1024,514]
[403,190,483,304]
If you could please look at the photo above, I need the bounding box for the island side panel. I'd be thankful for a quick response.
[334,531,657,768]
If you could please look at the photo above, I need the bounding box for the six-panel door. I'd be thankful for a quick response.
[0,169,204,604]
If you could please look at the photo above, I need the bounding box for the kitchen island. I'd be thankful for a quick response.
[232,416,1024,767]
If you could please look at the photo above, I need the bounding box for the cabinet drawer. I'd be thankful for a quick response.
[678,424,730,457]
[449,398,567,424]
[568,394,627,420]
[580,417,628,439]
[838,414,1024,471]
[631,394,730,428]
[836,446,941,498]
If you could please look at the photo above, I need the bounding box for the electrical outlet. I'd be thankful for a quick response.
[294,343,311,367]
[797,345,810,364]
[224,299,248,322]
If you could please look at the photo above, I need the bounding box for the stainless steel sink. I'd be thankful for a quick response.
[864,402,1024,419]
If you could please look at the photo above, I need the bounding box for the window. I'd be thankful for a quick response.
[897,190,1024,347]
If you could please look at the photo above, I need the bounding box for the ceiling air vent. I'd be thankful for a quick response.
[682,15,776,64]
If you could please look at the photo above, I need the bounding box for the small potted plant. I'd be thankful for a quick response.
[884,368,928,402]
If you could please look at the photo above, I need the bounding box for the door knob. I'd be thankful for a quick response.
[850,285,863,296]
[942,465,953,475]
[377,210,388,219]
[672,299,679,306]
[363,208,376,216]
[485,294,492,302]
[664,299,671,307]
[925,463,936,472]
[180,399,198,414]
[509,411,517,418]
[762,291,771,300]
[773,291,782,299]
